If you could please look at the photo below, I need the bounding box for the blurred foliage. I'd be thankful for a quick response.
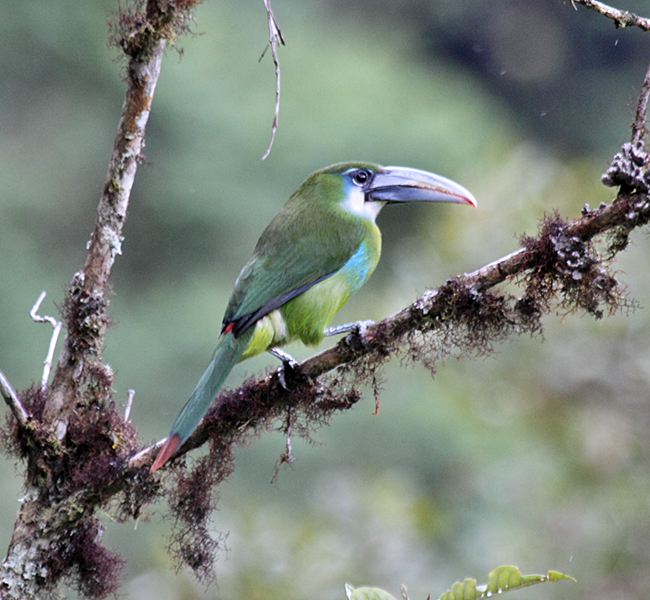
[344,565,574,600]
[436,566,574,600]
[1,1,650,599]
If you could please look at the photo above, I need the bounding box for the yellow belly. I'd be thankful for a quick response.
[239,310,288,361]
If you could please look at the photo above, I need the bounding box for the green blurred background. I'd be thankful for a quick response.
[2,0,650,598]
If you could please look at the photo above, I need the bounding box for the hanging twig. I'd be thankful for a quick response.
[29,291,63,389]
[260,0,285,160]
[271,408,295,484]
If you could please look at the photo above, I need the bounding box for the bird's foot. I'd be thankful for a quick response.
[324,319,375,351]
[269,347,300,391]
[269,346,298,366]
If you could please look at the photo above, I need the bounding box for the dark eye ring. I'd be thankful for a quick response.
[352,169,371,186]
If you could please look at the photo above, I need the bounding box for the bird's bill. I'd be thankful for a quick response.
[367,166,476,207]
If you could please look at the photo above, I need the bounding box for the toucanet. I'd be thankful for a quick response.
[151,162,476,472]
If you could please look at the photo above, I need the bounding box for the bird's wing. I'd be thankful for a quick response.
[223,205,363,338]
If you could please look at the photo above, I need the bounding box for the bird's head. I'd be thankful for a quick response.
[297,162,476,221]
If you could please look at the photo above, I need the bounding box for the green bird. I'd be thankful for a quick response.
[151,162,475,472]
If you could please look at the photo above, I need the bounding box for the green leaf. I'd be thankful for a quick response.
[345,567,574,600]
[438,565,575,600]
[345,583,399,600]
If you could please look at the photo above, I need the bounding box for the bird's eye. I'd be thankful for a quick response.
[352,169,371,186]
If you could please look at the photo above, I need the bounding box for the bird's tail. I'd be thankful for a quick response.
[150,330,251,472]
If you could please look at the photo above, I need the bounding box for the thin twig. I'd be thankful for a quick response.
[30,291,63,389]
[130,438,165,469]
[0,370,29,428]
[261,0,285,160]
[124,389,135,422]
[570,0,650,31]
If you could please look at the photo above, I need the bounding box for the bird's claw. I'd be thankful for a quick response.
[324,319,375,351]
[276,361,299,391]
[269,347,300,390]
[353,319,374,345]
[350,319,375,351]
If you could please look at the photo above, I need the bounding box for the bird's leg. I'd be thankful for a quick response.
[324,319,375,349]
[268,347,299,390]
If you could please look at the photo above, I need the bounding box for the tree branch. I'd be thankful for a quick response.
[632,53,650,146]
[570,0,650,31]
[134,187,648,471]
[0,2,201,598]
[46,13,167,425]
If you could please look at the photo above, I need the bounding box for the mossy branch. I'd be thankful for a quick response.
[0,2,200,598]
[132,174,649,473]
